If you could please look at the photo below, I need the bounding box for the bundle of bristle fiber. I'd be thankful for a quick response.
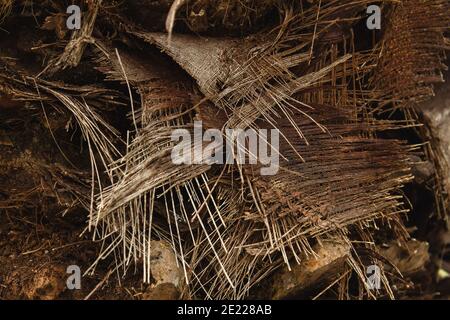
[371,0,450,115]
[86,0,429,299]
[369,0,450,216]
[91,44,211,282]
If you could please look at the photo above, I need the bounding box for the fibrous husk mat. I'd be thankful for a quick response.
[0,0,449,299]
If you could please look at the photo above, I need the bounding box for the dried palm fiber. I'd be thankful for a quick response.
[94,0,352,249]
[92,45,298,296]
[189,104,414,299]
[86,0,420,298]
[127,0,394,134]
[90,44,218,284]
[369,0,450,216]
[0,57,122,211]
[371,0,450,114]
[242,35,416,298]
[192,64,413,298]
[89,3,420,300]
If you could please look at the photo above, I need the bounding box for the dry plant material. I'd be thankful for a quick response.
[1,0,450,300]
[370,0,450,216]
[88,0,422,299]
[371,0,450,113]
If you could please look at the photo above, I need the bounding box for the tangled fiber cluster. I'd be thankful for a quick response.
[0,0,449,299]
